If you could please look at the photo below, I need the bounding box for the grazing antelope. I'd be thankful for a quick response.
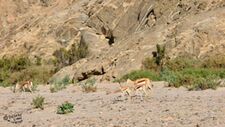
[14,81,33,93]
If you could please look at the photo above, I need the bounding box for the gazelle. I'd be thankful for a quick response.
[126,78,153,99]
[14,81,33,93]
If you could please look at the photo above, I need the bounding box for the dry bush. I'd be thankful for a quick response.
[31,96,45,110]
[53,36,89,70]
[81,78,97,93]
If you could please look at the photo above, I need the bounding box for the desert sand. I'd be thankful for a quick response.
[0,82,225,127]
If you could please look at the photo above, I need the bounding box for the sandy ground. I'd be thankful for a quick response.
[0,82,225,127]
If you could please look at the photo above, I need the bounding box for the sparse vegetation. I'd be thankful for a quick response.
[53,36,89,70]
[0,56,54,87]
[188,77,219,91]
[61,75,71,86]
[50,83,66,93]
[160,68,225,89]
[120,44,225,91]
[159,68,180,87]
[49,75,71,93]
[201,56,225,68]
[57,102,74,114]
[142,44,166,71]
[142,57,158,71]
[159,55,225,89]
[81,78,97,93]
[164,56,199,71]
[10,65,54,85]
[35,56,42,66]
[155,44,166,66]
[31,83,38,92]
[117,70,160,82]
[0,56,31,87]
[31,96,45,110]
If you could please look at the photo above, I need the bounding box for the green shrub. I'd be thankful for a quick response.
[140,53,225,90]
[117,70,160,82]
[160,68,224,89]
[49,75,71,85]
[188,77,219,91]
[31,96,45,110]
[181,68,225,79]
[61,75,71,85]
[163,56,225,71]
[160,68,181,87]
[179,68,224,89]
[119,67,224,90]
[49,75,72,93]
[81,78,97,93]
[57,102,74,114]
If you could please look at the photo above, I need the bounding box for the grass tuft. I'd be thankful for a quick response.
[57,102,74,114]
[31,96,45,110]
[81,78,97,93]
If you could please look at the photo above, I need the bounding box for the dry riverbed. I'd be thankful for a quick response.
[0,82,225,127]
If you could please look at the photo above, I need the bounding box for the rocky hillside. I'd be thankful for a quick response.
[1,0,225,82]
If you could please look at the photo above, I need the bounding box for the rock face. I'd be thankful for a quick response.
[1,0,225,81]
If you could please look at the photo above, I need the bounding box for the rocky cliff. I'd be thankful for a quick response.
[1,0,225,82]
